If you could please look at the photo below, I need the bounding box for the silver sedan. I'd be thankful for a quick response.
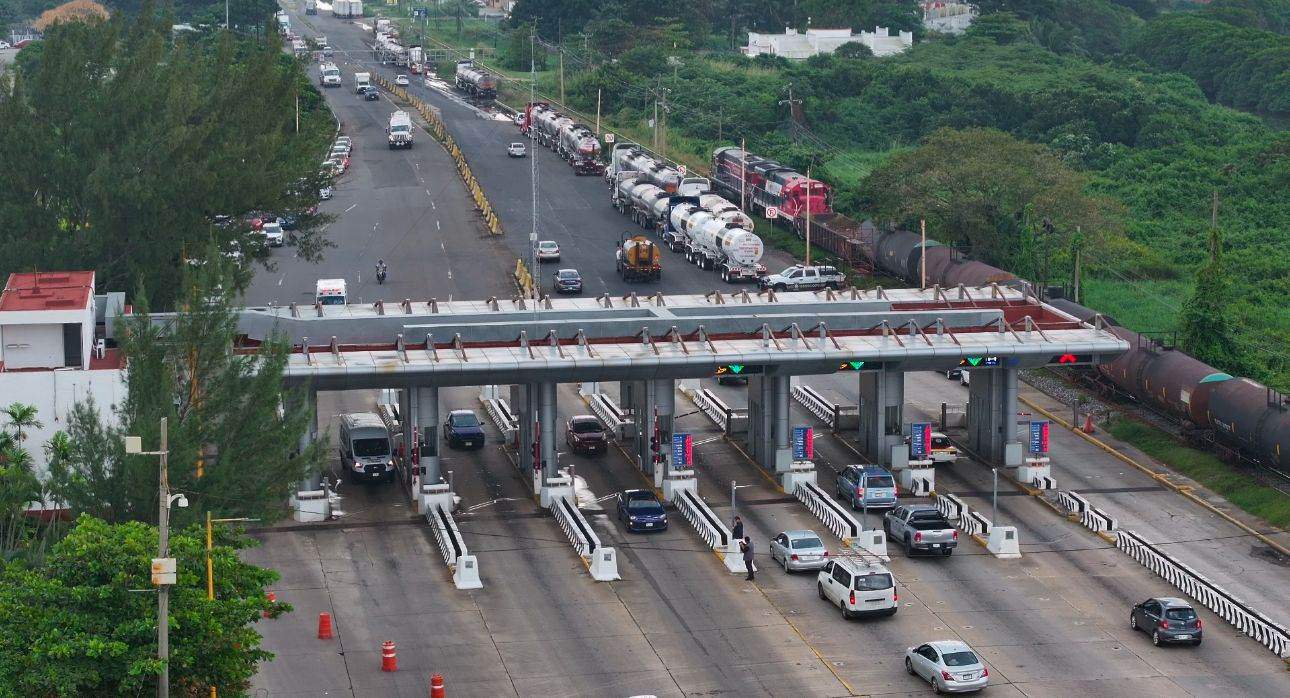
[768,530,829,572]
[905,640,988,693]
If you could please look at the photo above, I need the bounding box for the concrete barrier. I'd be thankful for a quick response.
[987,526,1021,559]
[427,503,482,589]
[688,387,749,435]
[934,492,966,522]
[552,494,619,581]
[588,392,633,440]
[791,384,859,430]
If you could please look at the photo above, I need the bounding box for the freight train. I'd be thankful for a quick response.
[521,102,604,175]
[720,144,1288,470]
[453,61,497,102]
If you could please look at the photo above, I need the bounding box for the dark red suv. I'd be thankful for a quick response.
[565,415,608,455]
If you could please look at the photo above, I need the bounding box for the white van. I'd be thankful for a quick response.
[817,557,899,619]
[338,413,393,482]
[316,278,346,305]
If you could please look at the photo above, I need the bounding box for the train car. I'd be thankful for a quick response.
[1207,379,1290,470]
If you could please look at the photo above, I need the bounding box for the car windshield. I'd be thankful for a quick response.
[353,437,389,457]
[942,651,979,667]
[932,436,952,448]
[539,242,558,250]
[450,413,480,428]
[865,475,895,488]
[570,420,602,434]
[319,295,345,305]
[853,573,893,591]
[790,537,823,550]
[558,270,579,279]
[627,499,662,511]
[1165,608,1196,621]
[392,125,409,133]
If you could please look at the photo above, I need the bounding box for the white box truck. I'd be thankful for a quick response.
[316,279,347,306]
[354,72,371,93]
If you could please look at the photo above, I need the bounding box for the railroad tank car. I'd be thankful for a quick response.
[937,259,1019,289]
[454,61,497,100]
[874,230,939,281]
[1046,298,1119,326]
[1207,378,1290,470]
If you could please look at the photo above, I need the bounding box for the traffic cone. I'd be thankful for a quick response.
[381,641,397,672]
[430,673,446,698]
[263,591,277,619]
[1082,414,1096,434]
[317,612,334,640]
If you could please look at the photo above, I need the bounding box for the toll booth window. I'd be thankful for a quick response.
[884,406,903,435]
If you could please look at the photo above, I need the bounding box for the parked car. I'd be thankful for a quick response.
[1131,597,1202,646]
[769,530,829,572]
[513,113,525,127]
[905,640,988,693]
[322,46,335,57]
[319,186,333,200]
[565,415,607,455]
[334,135,351,147]
[443,409,485,449]
[395,74,410,86]
[616,489,667,532]
[535,240,560,262]
[260,220,285,247]
[553,268,582,294]
[507,142,527,157]
[884,505,958,556]
[816,557,898,619]
[836,465,898,510]
[0,41,11,50]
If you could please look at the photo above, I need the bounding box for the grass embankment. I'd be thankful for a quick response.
[1108,419,1290,530]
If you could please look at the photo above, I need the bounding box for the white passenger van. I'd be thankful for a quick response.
[338,413,394,482]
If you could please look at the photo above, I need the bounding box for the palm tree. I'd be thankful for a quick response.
[2,403,43,444]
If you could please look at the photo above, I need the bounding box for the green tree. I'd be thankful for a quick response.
[1,403,43,445]
[834,41,874,60]
[503,23,548,70]
[1179,227,1245,371]
[0,515,286,695]
[50,261,323,526]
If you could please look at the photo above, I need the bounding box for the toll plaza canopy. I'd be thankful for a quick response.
[207,285,1128,389]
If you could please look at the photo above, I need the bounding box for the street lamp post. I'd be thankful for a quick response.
[204,513,257,697]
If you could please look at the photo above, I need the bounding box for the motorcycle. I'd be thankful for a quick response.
[376,265,387,285]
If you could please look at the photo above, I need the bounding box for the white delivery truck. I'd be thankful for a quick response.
[354,72,371,93]
[316,279,347,306]
[387,110,413,149]
[319,62,342,87]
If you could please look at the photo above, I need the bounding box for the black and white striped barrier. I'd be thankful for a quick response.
[1058,490,1090,516]
[794,481,888,558]
[900,470,934,496]
[935,492,967,522]
[1118,530,1290,658]
[934,492,1020,558]
[427,503,481,589]
[552,494,619,581]
[1031,475,1057,490]
[1081,506,1118,533]
[791,384,859,430]
[588,392,634,441]
[962,510,992,537]
[674,488,746,574]
[481,396,518,445]
[688,387,749,434]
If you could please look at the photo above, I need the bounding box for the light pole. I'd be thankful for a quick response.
[205,513,257,698]
[125,418,185,698]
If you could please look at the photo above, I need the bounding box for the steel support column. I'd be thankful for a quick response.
[858,368,905,465]
[416,386,440,483]
[538,381,558,482]
[745,374,775,469]
[772,375,793,471]
[653,378,676,474]
[399,387,413,481]
[966,367,1021,466]
[296,388,320,490]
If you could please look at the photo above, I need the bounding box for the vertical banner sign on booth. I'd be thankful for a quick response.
[792,426,814,460]
[672,433,693,467]
[910,422,932,458]
[1029,421,1050,454]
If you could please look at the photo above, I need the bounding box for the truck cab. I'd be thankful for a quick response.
[319,63,342,87]
[759,264,845,292]
[387,110,414,149]
[316,278,346,306]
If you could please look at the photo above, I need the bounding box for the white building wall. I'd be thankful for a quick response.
[0,368,126,478]
[1,324,65,369]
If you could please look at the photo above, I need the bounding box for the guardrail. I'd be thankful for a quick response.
[795,481,861,542]
[426,503,482,589]
[675,488,732,551]
[688,387,749,434]
[961,510,992,537]
[935,492,967,522]
[551,494,619,581]
[480,396,518,445]
[1056,490,1117,533]
[373,74,503,236]
[588,392,633,440]
[792,384,858,430]
[1118,530,1290,658]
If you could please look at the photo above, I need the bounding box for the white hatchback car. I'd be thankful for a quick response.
[535,240,561,262]
[816,557,898,620]
[905,640,988,693]
[395,74,410,86]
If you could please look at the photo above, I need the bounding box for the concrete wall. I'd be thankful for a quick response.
[0,324,65,369]
[0,368,126,478]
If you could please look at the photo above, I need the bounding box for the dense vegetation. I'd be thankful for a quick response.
[1,0,278,34]
[0,6,334,308]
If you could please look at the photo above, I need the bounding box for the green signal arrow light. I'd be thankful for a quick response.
[849,361,865,370]
[967,357,983,366]
[729,364,744,374]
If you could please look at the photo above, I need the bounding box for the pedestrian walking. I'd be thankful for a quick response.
[741,536,755,581]
[731,515,744,542]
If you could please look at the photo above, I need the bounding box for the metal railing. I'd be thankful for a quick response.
[481,396,518,445]
[1118,530,1290,658]
[588,392,632,440]
[427,502,467,567]
[792,384,858,430]
[552,494,601,561]
[674,488,732,552]
[795,481,861,543]
[935,492,967,522]
[688,387,749,434]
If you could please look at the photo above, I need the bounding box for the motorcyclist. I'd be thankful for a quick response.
[376,259,388,283]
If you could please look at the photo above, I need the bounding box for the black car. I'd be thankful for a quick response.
[443,410,485,449]
[565,415,607,455]
[1131,597,1202,646]
[616,489,668,533]
[553,268,583,294]
[360,85,379,101]
[280,213,299,231]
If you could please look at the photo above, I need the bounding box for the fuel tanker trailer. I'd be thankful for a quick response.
[557,123,604,175]
[667,201,765,283]
[454,61,497,101]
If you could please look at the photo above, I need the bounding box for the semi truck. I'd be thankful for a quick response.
[616,234,662,282]
[665,198,765,283]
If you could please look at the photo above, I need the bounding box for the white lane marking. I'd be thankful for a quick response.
[431,201,436,210]
[447,270,453,280]
[277,275,285,286]
[440,242,446,252]
[425,189,432,197]
[436,220,441,230]
[344,203,358,212]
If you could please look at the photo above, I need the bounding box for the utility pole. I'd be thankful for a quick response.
[653,93,660,151]
[718,106,723,142]
[595,88,602,135]
[559,49,565,103]
[779,83,803,138]
[156,419,171,698]
[1072,226,1081,303]
[920,219,927,290]
[805,165,813,266]
[740,137,747,212]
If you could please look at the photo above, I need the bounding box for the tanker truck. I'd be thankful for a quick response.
[557,123,604,175]
[616,233,662,282]
[667,198,765,283]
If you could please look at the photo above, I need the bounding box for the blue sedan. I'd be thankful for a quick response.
[443,410,485,449]
[616,490,667,533]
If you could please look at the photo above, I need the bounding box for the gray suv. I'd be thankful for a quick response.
[1130,597,1202,646]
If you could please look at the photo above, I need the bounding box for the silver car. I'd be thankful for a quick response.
[769,530,829,572]
[905,640,988,693]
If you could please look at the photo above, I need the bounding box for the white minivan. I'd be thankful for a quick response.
[817,557,899,620]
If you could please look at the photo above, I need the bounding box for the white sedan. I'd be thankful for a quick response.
[0,41,11,50]
[395,74,410,86]
[905,640,988,693]
[535,240,560,262]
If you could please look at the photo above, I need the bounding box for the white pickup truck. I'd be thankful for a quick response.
[759,264,846,292]
[319,62,342,87]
